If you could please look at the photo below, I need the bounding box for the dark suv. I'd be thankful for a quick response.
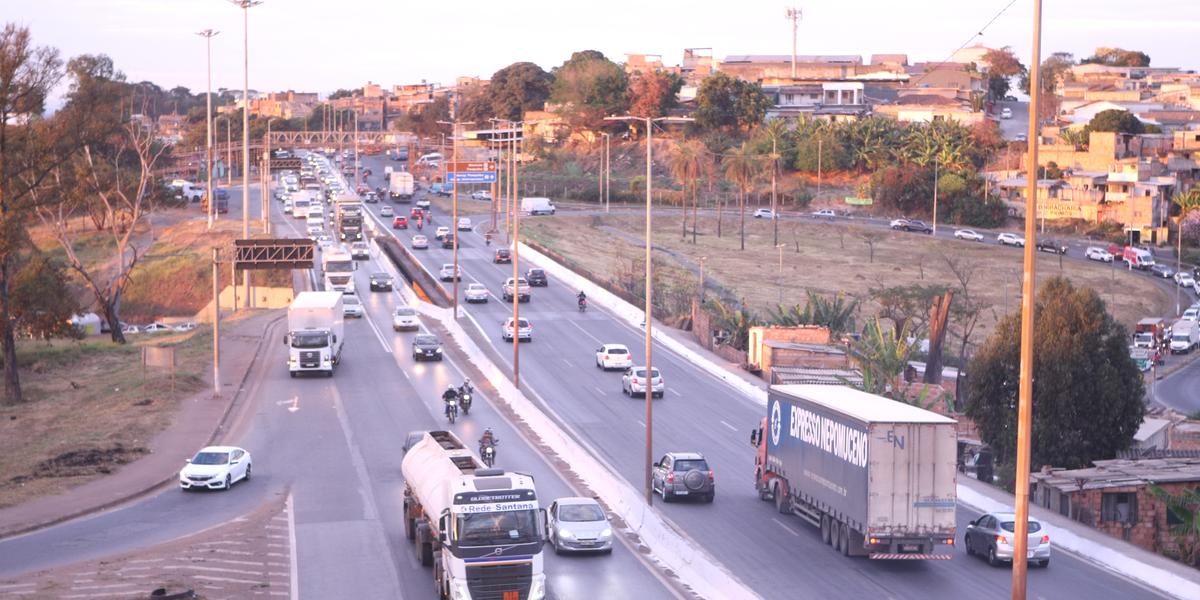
[902,219,933,234]
[651,452,714,503]
[1036,239,1067,255]
[526,268,548,287]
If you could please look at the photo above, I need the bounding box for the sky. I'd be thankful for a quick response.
[9,0,1200,101]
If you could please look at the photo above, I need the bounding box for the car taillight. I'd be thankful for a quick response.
[996,535,1008,544]
[632,378,639,384]
[707,470,714,482]
[666,472,675,483]
[1040,535,1050,544]
[603,355,610,360]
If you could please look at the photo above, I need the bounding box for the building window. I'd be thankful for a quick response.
[1101,492,1137,524]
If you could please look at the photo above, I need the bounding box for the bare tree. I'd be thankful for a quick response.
[859,229,885,263]
[941,252,991,368]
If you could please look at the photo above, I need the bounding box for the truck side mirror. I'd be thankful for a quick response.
[539,508,549,544]
[750,429,759,447]
[332,335,337,344]
[281,334,288,345]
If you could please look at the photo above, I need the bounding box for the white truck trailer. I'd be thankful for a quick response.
[752,385,958,559]
[284,291,344,377]
[389,171,415,202]
[402,430,547,600]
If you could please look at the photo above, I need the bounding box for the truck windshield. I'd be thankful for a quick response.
[455,509,540,547]
[291,332,329,348]
[324,260,353,273]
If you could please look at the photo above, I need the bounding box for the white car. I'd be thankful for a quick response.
[121,323,141,335]
[1001,107,1013,119]
[439,263,461,281]
[752,208,775,219]
[392,306,419,331]
[317,235,335,250]
[1183,307,1200,323]
[954,229,984,242]
[173,322,197,332]
[435,225,451,240]
[342,294,364,318]
[997,232,1025,247]
[142,323,172,333]
[1175,272,1196,288]
[350,242,370,260]
[470,190,492,201]
[457,217,472,231]
[811,209,836,219]
[595,343,633,370]
[1085,246,1114,262]
[411,235,429,250]
[548,497,614,554]
[306,224,323,239]
[503,317,532,342]
[179,445,252,491]
[622,366,665,398]
[380,205,394,217]
[416,198,431,209]
[464,283,489,303]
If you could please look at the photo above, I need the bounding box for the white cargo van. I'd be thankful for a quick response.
[416,152,443,166]
[1171,320,1198,354]
[520,197,556,216]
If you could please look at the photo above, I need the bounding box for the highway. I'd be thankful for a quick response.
[357,153,1175,599]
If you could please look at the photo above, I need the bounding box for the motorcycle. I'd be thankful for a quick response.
[480,443,497,467]
[459,387,473,415]
[578,298,588,313]
[445,398,458,424]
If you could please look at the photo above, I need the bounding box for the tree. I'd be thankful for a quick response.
[1085,109,1145,135]
[704,297,759,351]
[462,62,554,123]
[10,253,79,341]
[769,290,859,336]
[694,72,771,132]
[847,318,917,398]
[923,289,954,384]
[940,253,990,367]
[965,277,1144,480]
[1082,47,1150,68]
[667,139,705,242]
[627,69,681,120]
[982,47,1026,99]
[859,229,885,263]
[870,283,945,339]
[1148,484,1200,566]
[549,50,628,130]
[1021,52,1074,122]
[722,141,759,251]
[871,165,933,216]
[328,88,355,100]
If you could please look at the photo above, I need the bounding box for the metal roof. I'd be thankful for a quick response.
[1032,457,1200,491]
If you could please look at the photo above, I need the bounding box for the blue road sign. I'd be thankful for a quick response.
[446,171,497,183]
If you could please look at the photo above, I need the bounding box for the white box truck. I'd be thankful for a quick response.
[402,430,547,600]
[322,246,356,294]
[752,385,958,559]
[389,171,414,202]
[520,197,555,216]
[1171,320,1198,354]
[284,291,344,377]
[291,190,314,218]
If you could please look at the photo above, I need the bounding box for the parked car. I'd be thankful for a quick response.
[954,229,985,242]
[173,322,198,332]
[964,512,1051,568]
[439,263,461,281]
[493,248,512,263]
[997,232,1025,247]
[502,317,532,342]
[369,272,393,292]
[752,208,775,219]
[1085,246,1114,262]
[411,334,443,361]
[342,294,364,318]
[411,235,429,250]
[142,323,172,333]
[179,446,252,491]
[526,268,548,287]
[622,366,664,398]
[811,209,836,219]
[121,323,141,335]
[595,343,633,370]
[464,283,489,303]
[650,452,714,503]
[1036,239,1067,255]
[380,205,394,217]
[1176,272,1196,288]
[392,216,408,229]
[392,306,419,331]
[1015,133,1028,142]
[1151,264,1175,278]
[548,497,613,555]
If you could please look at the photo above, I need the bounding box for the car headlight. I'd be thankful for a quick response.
[599,528,612,538]
[558,529,573,539]
[435,348,442,353]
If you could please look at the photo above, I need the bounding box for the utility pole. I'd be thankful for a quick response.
[230,0,262,311]
[1012,1,1044,598]
[212,248,221,397]
[601,132,611,213]
[197,29,219,231]
[932,160,939,235]
[512,126,521,386]
[437,118,475,321]
[771,136,779,246]
[785,7,802,79]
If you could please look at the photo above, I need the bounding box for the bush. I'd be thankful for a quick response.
[871,165,934,216]
[943,195,1007,228]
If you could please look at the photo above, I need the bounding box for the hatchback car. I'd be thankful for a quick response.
[380,205,394,217]
[369,272,393,292]
[411,235,429,249]
[464,283,489,303]
[548,497,613,555]
[494,248,512,263]
[1151,263,1175,278]
[997,232,1025,247]
[595,343,633,370]
[954,229,984,242]
[350,242,370,260]
[752,208,775,219]
[622,366,664,398]
[392,306,419,331]
[1176,272,1197,288]
[651,452,714,503]
[392,216,408,229]
[526,268,548,287]
[180,446,251,491]
[342,294,364,318]
[434,226,450,240]
[1085,246,1113,262]
[457,217,473,231]
[964,512,1051,568]
[502,317,532,342]
[411,334,443,361]
[811,208,836,219]
[439,263,461,281]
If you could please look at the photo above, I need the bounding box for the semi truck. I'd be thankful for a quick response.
[752,385,958,559]
[322,246,356,293]
[333,196,365,241]
[401,430,547,600]
[284,291,344,377]
[389,171,415,202]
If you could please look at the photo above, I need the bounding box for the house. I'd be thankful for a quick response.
[249,90,319,120]
[1030,457,1200,561]
[746,325,849,378]
[763,80,869,122]
[872,91,986,126]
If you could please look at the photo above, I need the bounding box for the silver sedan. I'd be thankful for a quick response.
[548,497,613,554]
[963,512,1051,568]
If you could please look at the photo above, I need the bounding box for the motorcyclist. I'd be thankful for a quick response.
[577,290,588,310]
[460,378,474,396]
[441,384,459,416]
[458,379,474,414]
[479,428,498,455]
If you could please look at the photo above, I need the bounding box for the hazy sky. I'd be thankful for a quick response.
[10,0,1200,98]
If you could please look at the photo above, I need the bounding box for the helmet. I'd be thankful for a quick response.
[464,378,471,384]
[446,384,455,391]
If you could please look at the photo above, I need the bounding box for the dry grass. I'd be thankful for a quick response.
[0,319,217,509]
[522,212,1171,346]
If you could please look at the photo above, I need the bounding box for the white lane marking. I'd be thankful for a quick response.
[594,386,606,395]
[670,389,683,397]
[287,492,299,600]
[567,319,604,344]
[720,420,737,431]
[772,518,801,537]
[360,306,393,353]
[562,358,572,367]
[635,419,645,427]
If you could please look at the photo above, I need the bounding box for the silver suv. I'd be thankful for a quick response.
[651,452,714,503]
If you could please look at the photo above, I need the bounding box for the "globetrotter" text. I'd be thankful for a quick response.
[790,406,869,468]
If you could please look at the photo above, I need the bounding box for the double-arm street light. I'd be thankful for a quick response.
[196,28,219,231]
[604,114,693,506]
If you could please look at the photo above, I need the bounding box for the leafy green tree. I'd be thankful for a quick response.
[328,88,355,100]
[694,72,771,132]
[462,62,553,123]
[10,254,80,341]
[1020,52,1075,95]
[846,318,917,398]
[1085,109,1145,135]
[769,290,859,336]
[965,277,1144,477]
[871,164,933,216]
[549,50,628,130]
[722,141,759,250]
[666,139,705,242]
[870,283,945,338]
[704,297,759,351]
[1082,47,1151,68]
[982,46,1026,99]
[626,69,681,120]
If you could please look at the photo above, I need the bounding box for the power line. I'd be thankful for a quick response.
[911,0,1019,88]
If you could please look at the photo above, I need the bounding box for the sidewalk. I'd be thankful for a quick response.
[0,309,283,539]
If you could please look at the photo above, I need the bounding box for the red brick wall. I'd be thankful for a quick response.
[1067,482,1199,560]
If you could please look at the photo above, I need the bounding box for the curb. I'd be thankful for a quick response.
[0,312,284,541]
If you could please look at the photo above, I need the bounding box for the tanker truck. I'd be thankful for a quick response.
[401,430,547,600]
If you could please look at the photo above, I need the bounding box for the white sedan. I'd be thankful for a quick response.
[380,205,394,217]
[1085,246,1114,262]
[439,263,461,281]
[392,306,419,331]
[595,343,633,370]
[464,283,489,303]
[954,229,985,242]
[411,235,429,250]
[1176,272,1196,288]
[752,208,775,219]
[180,446,252,491]
[342,294,364,318]
[470,190,492,201]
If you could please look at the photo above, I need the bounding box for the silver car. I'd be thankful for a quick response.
[621,366,664,398]
[464,282,489,303]
[650,452,714,503]
[964,512,1051,568]
[342,294,364,318]
[548,497,613,554]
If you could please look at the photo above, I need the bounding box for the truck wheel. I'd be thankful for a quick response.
[840,524,851,556]
[820,515,832,545]
[774,483,791,514]
[404,512,415,541]
[415,523,434,567]
[289,372,296,378]
[832,521,842,552]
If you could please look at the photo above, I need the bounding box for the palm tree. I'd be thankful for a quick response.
[667,140,705,242]
[846,318,917,398]
[722,142,760,251]
[757,119,790,246]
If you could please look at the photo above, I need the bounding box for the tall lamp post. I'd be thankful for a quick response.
[263,117,277,235]
[230,0,262,311]
[216,115,232,189]
[604,114,693,505]
[196,29,219,231]
[600,132,611,213]
[437,119,475,321]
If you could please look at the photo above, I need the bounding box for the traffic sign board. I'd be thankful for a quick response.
[447,161,496,173]
[446,171,497,183]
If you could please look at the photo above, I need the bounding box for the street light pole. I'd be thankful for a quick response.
[437,119,475,321]
[512,127,522,386]
[263,117,275,235]
[197,29,219,231]
[230,0,262,311]
[777,243,787,304]
[932,160,939,236]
